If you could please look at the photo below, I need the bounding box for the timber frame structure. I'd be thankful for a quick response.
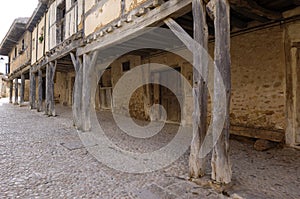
[1,0,300,184]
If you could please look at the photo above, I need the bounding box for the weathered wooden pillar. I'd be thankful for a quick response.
[45,61,57,116]
[210,0,232,184]
[20,74,25,106]
[9,80,13,103]
[14,78,19,105]
[37,69,43,112]
[189,0,209,178]
[45,64,50,114]
[50,61,57,116]
[82,52,98,132]
[30,70,36,109]
[70,53,83,129]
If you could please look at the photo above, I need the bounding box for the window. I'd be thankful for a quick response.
[122,61,130,72]
[57,0,66,43]
[21,39,25,50]
[14,47,17,58]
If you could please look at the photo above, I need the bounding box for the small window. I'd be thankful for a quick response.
[14,48,17,58]
[122,61,130,72]
[22,39,25,50]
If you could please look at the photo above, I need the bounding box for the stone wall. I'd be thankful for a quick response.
[229,25,285,131]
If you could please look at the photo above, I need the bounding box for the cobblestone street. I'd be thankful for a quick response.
[0,98,299,198]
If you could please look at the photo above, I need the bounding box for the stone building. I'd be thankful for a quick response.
[0,18,31,105]
[0,0,300,184]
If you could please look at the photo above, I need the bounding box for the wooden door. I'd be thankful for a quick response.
[160,67,182,122]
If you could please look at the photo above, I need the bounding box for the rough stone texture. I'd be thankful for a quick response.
[0,98,299,198]
[229,25,285,131]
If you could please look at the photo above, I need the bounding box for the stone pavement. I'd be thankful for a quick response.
[0,98,299,198]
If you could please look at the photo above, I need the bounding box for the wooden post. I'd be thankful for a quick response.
[9,80,13,103]
[45,64,50,114]
[14,78,18,105]
[37,69,43,112]
[30,70,36,109]
[82,51,98,132]
[189,0,209,178]
[210,0,232,184]
[46,61,57,116]
[20,74,25,106]
[70,53,83,129]
[49,61,57,116]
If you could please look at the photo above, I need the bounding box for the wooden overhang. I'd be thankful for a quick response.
[0,18,29,56]
[26,2,48,32]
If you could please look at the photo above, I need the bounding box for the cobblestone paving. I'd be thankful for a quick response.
[0,98,299,198]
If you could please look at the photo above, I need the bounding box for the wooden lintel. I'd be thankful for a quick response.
[77,0,192,56]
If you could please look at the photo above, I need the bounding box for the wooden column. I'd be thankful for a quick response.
[189,0,209,178]
[70,53,83,129]
[45,61,57,116]
[82,52,98,132]
[20,74,25,106]
[45,64,50,114]
[37,69,43,112]
[210,0,232,184]
[30,71,36,109]
[14,78,18,105]
[9,80,13,103]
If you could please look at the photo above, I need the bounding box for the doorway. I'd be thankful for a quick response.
[151,67,182,123]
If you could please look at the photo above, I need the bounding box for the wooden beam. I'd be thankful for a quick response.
[189,0,209,179]
[81,51,99,132]
[37,69,43,112]
[70,53,83,129]
[77,0,192,56]
[20,74,25,106]
[49,61,57,116]
[9,80,13,103]
[229,0,282,20]
[29,70,36,109]
[210,0,232,184]
[45,61,57,116]
[14,78,18,105]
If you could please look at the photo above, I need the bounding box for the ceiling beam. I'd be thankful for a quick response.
[229,0,282,20]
